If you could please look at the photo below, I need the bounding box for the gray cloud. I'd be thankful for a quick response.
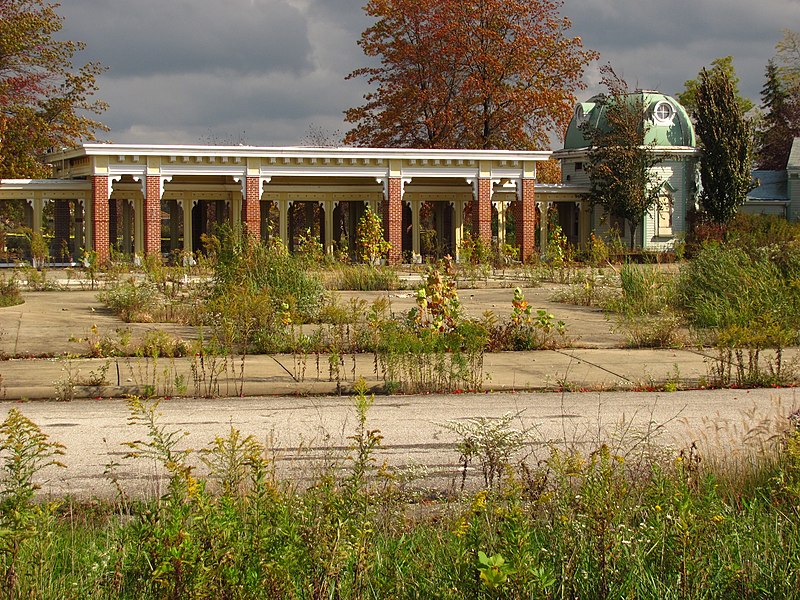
[58,0,314,76]
[56,0,800,146]
[563,0,800,101]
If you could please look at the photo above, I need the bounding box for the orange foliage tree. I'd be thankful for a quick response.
[0,0,107,177]
[344,0,597,150]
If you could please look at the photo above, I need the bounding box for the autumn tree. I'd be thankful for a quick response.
[0,0,107,178]
[583,67,663,249]
[344,0,596,150]
[693,66,755,224]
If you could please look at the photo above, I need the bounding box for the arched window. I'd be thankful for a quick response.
[656,194,673,237]
[653,100,675,125]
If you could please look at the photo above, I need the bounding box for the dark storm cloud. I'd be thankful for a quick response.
[56,0,369,144]
[58,0,314,77]
[562,0,800,101]
[54,0,800,146]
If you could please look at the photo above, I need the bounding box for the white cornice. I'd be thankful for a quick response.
[46,143,552,164]
[0,179,91,190]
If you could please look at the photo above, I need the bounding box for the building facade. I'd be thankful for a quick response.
[553,91,700,250]
[0,145,557,264]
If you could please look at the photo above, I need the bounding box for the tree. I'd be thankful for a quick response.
[344,0,597,150]
[0,0,107,178]
[677,56,754,115]
[775,28,800,91]
[693,66,755,224]
[582,67,663,249]
[756,30,800,170]
[757,60,800,169]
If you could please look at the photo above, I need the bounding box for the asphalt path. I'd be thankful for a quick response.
[4,387,798,499]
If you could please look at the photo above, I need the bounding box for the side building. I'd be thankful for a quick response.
[553,91,700,250]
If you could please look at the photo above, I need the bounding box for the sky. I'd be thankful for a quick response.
[56,0,800,150]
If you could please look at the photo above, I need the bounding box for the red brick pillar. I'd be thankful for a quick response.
[383,178,402,264]
[91,176,110,264]
[472,178,492,244]
[516,178,536,262]
[243,176,261,238]
[144,176,162,256]
[54,200,70,258]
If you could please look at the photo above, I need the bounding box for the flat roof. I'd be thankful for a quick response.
[47,143,553,163]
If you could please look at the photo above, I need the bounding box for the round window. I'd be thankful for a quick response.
[653,101,675,124]
[575,104,587,124]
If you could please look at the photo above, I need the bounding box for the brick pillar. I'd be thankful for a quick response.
[91,176,110,264]
[144,176,162,256]
[54,200,70,258]
[243,176,261,238]
[516,178,536,262]
[383,178,402,264]
[472,178,492,244]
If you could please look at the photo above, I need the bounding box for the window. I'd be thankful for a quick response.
[656,195,673,237]
[574,162,583,171]
[653,101,675,125]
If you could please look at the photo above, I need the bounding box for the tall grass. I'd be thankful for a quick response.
[2,400,800,598]
[325,264,401,291]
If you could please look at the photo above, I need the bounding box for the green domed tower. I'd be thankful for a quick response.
[553,91,700,250]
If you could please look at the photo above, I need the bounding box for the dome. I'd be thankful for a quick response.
[563,91,696,150]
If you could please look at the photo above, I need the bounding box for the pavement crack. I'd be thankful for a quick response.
[553,349,632,383]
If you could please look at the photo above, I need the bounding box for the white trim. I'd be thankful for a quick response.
[47,143,552,164]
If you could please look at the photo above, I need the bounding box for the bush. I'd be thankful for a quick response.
[726,212,800,252]
[678,243,800,334]
[605,263,676,317]
[679,243,800,384]
[0,276,22,308]
[98,279,160,322]
[212,225,326,322]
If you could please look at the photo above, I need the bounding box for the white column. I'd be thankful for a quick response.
[133,197,144,257]
[32,195,44,233]
[409,199,421,258]
[453,200,464,262]
[278,197,290,246]
[538,201,549,257]
[179,193,194,253]
[495,201,509,247]
[322,199,335,255]
[75,200,85,253]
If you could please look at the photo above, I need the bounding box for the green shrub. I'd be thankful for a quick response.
[606,263,676,317]
[726,212,800,252]
[98,280,160,322]
[678,243,800,334]
[679,243,800,384]
[0,276,22,308]
[212,225,326,322]
[376,320,487,393]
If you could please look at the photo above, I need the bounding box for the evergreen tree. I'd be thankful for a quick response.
[694,67,755,224]
[757,60,799,170]
[583,67,663,249]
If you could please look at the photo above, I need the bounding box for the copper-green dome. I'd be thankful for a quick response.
[563,91,696,150]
